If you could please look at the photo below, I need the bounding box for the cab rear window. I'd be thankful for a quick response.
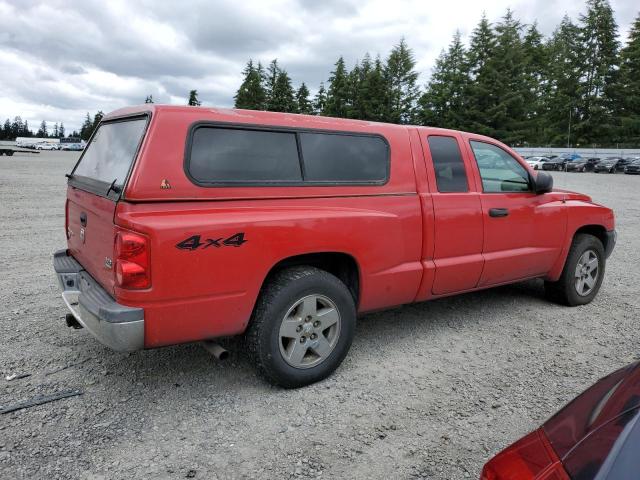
[72,118,147,187]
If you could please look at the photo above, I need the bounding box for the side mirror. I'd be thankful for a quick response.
[534,171,553,194]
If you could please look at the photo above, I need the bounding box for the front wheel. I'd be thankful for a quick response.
[245,266,356,388]
[545,234,605,306]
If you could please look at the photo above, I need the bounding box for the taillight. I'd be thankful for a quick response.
[115,230,150,289]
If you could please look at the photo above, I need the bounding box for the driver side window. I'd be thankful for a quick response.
[470,141,531,193]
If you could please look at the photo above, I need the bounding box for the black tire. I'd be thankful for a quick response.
[245,266,356,388]
[6,151,13,156]
[544,234,605,306]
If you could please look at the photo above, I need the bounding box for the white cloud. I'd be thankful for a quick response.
[0,0,637,132]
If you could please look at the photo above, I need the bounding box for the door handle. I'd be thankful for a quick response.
[80,212,87,226]
[489,208,509,218]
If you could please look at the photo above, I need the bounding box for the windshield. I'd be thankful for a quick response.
[72,118,147,186]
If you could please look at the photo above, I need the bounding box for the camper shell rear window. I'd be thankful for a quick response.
[69,115,149,198]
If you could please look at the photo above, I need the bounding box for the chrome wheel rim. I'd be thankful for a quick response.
[574,250,599,296]
[278,294,341,369]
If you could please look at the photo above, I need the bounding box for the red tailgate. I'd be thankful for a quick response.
[66,186,116,293]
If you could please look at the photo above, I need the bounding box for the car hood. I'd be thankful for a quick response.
[543,361,640,459]
[543,362,640,478]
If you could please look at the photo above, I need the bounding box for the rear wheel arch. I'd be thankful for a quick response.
[259,252,360,307]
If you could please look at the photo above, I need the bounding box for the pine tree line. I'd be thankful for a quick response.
[232,0,640,148]
[233,41,419,124]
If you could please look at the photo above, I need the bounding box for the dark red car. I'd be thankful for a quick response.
[53,105,616,387]
[481,361,640,480]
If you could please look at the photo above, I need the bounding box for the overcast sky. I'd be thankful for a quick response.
[0,0,638,133]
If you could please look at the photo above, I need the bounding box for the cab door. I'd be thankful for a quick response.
[420,133,484,295]
[465,139,566,287]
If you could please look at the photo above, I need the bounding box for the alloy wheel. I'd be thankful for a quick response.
[574,250,599,296]
[278,294,341,369]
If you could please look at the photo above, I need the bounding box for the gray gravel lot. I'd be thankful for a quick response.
[1,151,638,479]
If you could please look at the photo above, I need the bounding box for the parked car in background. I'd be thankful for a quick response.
[61,143,84,151]
[594,157,627,173]
[541,157,566,171]
[35,142,58,150]
[566,157,599,172]
[624,158,640,175]
[525,156,550,170]
[560,153,582,161]
[481,361,640,480]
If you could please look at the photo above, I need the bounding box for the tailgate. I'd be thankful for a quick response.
[67,186,117,293]
[65,115,149,293]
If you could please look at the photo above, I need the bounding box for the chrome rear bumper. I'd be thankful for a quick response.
[53,250,144,351]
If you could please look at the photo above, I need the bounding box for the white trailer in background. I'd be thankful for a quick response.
[15,137,60,148]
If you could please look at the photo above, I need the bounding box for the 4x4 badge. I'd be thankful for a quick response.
[176,232,247,250]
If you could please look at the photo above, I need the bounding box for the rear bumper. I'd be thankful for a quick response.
[53,249,144,351]
[605,230,617,258]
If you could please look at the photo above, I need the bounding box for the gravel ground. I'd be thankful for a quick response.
[1,151,638,480]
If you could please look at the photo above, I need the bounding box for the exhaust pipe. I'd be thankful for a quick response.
[202,341,229,361]
[65,313,83,329]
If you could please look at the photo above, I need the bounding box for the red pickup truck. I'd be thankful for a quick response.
[54,105,615,387]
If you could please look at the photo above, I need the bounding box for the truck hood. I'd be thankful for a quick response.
[552,188,592,202]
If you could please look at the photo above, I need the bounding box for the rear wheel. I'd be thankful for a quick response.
[545,234,605,306]
[245,266,356,388]
[6,151,13,156]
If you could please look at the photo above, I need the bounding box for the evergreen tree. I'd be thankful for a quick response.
[188,90,201,106]
[464,14,499,136]
[269,69,296,112]
[92,111,104,133]
[490,10,528,145]
[58,122,65,138]
[234,60,267,110]
[576,0,619,145]
[37,120,48,138]
[3,119,11,140]
[363,56,388,121]
[313,82,327,115]
[295,83,313,114]
[80,113,93,140]
[521,23,548,144]
[346,60,363,119]
[384,38,419,124]
[349,54,371,120]
[145,95,154,103]
[324,56,350,117]
[24,120,31,137]
[612,14,640,145]
[419,31,469,128]
[264,59,280,107]
[544,15,583,146]
[52,123,59,138]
